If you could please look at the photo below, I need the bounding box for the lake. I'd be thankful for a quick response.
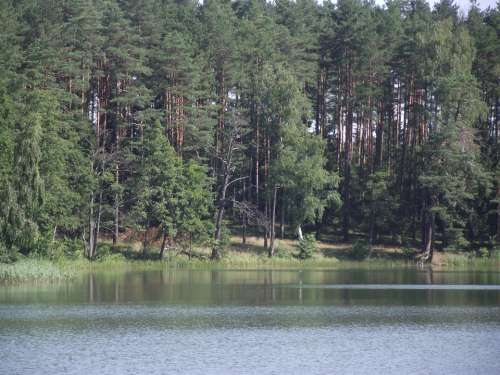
[1,266,500,374]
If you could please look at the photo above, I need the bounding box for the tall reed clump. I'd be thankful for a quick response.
[0,259,70,282]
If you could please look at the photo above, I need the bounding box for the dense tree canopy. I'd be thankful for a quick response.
[0,0,498,261]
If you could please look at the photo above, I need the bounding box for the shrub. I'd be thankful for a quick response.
[492,252,500,261]
[31,235,53,259]
[274,245,292,259]
[297,234,316,260]
[477,247,490,258]
[0,243,18,263]
[30,236,85,261]
[350,240,369,260]
[492,247,500,260]
[97,253,126,263]
[95,243,113,260]
[401,246,415,259]
[209,226,230,259]
[62,238,85,259]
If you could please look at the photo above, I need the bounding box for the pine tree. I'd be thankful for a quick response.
[326,0,372,240]
[133,120,183,257]
[133,120,212,258]
[100,0,151,245]
[418,20,487,258]
[199,0,237,160]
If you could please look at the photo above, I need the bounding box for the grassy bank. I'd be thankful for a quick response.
[0,259,73,283]
[1,236,499,283]
[0,256,165,283]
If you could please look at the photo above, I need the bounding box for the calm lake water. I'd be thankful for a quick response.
[1,267,500,374]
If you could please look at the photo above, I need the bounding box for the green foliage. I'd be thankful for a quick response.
[273,121,340,226]
[132,120,213,250]
[477,247,490,258]
[0,242,18,264]
[31,236,85,261]
[273,245,293,259]
[0,0,498,263]
[350,240,370,260]
[177,160,214,245]
[268,64,341,228]
[297,234,316,260]
[399,17,489,254]
[402,246,416,259]
[0,258,69,282]
[209,226,231,258]
[95,243,113,260]
[492,249,500,261]
[359,170,399,239]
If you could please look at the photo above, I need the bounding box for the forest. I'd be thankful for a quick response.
[0,0,498,263]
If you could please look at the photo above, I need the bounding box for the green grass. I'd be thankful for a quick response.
[0,252,396,283]
[1,242,499,283]
[437,251,500,268]
[0,259,71,282]
[0,255,165,283]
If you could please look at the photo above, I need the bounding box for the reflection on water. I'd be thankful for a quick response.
[2,268,500,306]
[1,267,500,374]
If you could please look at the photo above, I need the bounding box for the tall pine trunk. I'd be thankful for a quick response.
[113,161,119,245]
[422,194,435,262]
[269,186,277,257]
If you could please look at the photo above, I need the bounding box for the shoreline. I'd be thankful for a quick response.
[1,239,498,284]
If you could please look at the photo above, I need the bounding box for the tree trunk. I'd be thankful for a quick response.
[297,225,304,241]
[242,181,247,244]
[496,180,500,242]
[213,202,225,259]
[255,119,260,208]
[143,220,149,254]
[242,213,247,244]
[264,109,273,249]
[315,65,327,137]
[264,227,269,249]
[342,61,353,241]
[189,234,192,260]
[342,163,351,241]
[280,201,285,240]
[113,78,120,246]
[375,101,384,168]
[315,214,323,241]
[422,211,434,261]
[218,67,225,131]
[213,174,229,260]
[159,230,168,259]
[367,211,374,259]
[113,161,119,245]
[52,225,57,242]
[88,191,96,259]
[94,190,102,257]
[269,186,278,257]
